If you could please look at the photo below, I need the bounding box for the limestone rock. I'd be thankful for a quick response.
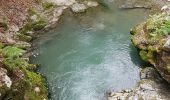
[34,87,40,93]
[46,0,76,6]
[84,1,98,7]
[71,3,87,13]
[0,68,12,88]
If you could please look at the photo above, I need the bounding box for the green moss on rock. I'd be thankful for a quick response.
[131,13,170,83]
[24,71,48,100]
[139,50,155,64]
[17,33,32,42]
[3,58,28,70]
[42,2,54,10]
[20,19,47,34]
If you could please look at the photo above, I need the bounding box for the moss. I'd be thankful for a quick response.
[14,41,31,49]
[167,65,170,73]
[3,57,28,70]
[0,43,4,49]
[0,85,10,99]
[28,8,37,16]
[147,45,156,51]
[17,33,32,42]
[4,79,30,100]
[32,20,47,31]
[0,22,8,31]
[1,46,33,71]
[2,66,47,100]
[0,17,8,31]
[42,2,54,10]
[35,0,42,4]
[24,71,48,100]
[139,50,155,64]
[146,13,170,37]
[139,50,148,61]
[20,19,47,34]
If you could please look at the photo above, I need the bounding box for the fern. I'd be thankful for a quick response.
[2,46,25,58]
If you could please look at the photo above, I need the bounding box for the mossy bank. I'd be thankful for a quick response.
[131,12,170,83]
[0,0,98,99]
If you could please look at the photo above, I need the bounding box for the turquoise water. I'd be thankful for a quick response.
[31,1,149,100]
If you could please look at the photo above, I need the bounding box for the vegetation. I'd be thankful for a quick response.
[2,46,25,58]
[0,0,49,99]
[42,2,54,10]
[20,19,47,34]
[146,13,170,37]
[139,50,154,64]
[131,12,170,84]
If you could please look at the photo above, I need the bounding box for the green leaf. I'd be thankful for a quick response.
[2,46,25,58]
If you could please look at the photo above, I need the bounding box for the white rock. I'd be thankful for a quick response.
[164,38,170,47]
[0,68,12,88]
[161,5,168,11]
[84,1,98,7]
[4,75,12,88]
[9,25,19,32]
[140,83,154,91]
[26,31,34,35]
[46,0,76,6]
[71,3,87,13]
[30,15,37,21]
[34,87,40,93]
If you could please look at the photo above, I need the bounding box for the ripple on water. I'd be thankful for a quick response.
[31,1,149,100]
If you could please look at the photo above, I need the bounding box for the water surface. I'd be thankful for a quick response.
[31,1,149,100]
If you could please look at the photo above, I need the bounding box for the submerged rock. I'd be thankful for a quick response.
[119,0,167,11]
[107,67,170,100]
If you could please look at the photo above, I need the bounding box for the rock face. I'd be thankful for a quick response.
[131,13,170,83]
[119,0,167,10]
[107,67,170,100]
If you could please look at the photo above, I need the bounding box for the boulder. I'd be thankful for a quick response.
[131,13,170,83]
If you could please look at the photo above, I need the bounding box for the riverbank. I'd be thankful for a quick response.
[108,0,170,100]
[0,0,98,99]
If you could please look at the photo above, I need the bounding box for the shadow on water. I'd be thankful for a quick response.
[129,44,150,67]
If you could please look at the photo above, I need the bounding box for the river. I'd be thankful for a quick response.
[31,1,149,100]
